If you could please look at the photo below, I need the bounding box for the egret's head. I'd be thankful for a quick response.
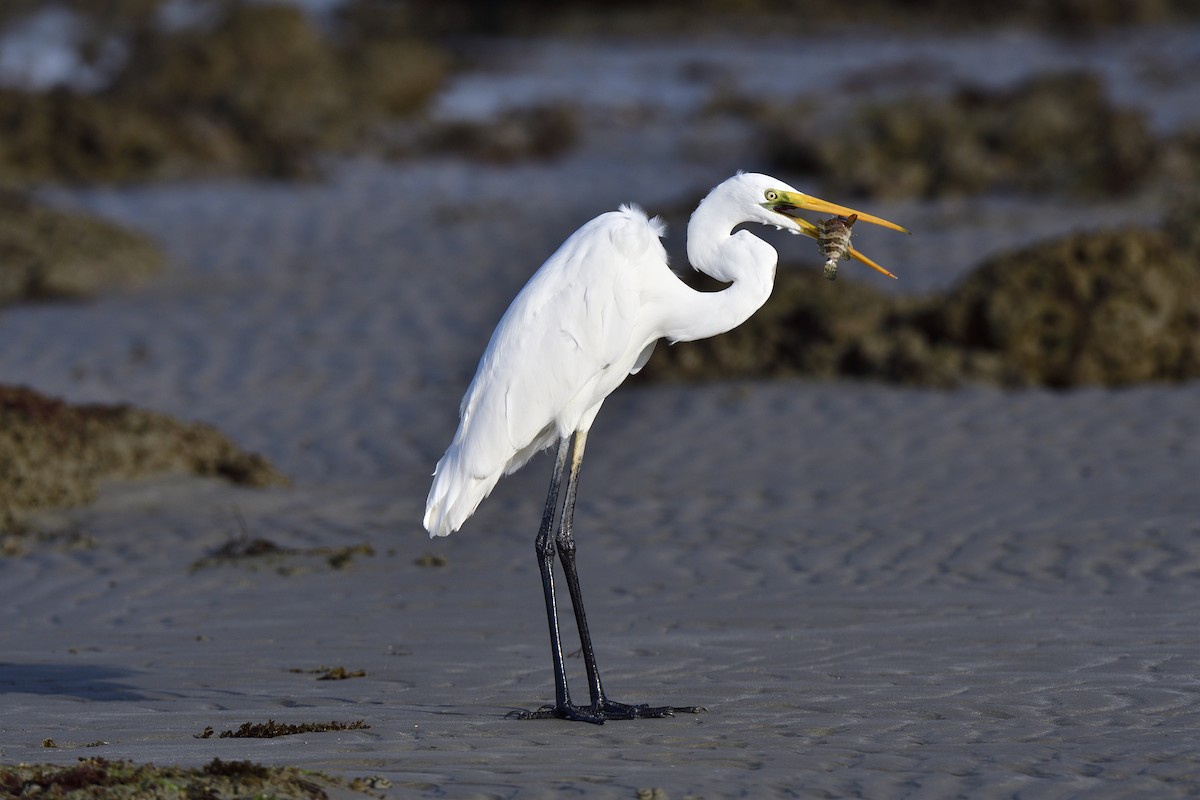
[722,172,909,279]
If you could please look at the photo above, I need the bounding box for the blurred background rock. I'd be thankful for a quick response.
[0,0,449,182]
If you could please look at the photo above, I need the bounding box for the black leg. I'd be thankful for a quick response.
[508,431,706,723]
[507,436,605,724]
[555,430,605,705]
[536,436,572,710]
[549,431,706,722]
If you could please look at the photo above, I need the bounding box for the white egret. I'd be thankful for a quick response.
[424,172,907,723]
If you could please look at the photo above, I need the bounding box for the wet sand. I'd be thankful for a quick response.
[3,29,1200,799]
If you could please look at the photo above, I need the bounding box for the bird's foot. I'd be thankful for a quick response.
[598,698,707,720]
[507,703,606,724]
[506,699,706,724]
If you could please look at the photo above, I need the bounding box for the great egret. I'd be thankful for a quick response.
[424,172,907,723]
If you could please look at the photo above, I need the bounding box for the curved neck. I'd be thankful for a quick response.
[660,212,777,344]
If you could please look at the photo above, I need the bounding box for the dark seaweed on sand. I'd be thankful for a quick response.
[215,719,370,738]
[0,756,366,799]
[289,665,368,680]
[0,386,288,533]
[191,537,374,572]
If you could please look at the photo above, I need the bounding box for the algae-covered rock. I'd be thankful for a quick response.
[764,72,1161,200]
[642,226,1200,389]
[0,192,165,304]
[108,3,351,178]
[0,87,183,184]
[0,1,450,183]
[0,385,288,531]
[937,228,1200,387]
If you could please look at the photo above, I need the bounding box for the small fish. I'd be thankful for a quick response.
[816,214,857,281]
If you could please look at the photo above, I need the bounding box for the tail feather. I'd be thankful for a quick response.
[424,418,558,537]
[423,447,502,538]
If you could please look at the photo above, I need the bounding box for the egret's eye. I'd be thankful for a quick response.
[764,190,780,203]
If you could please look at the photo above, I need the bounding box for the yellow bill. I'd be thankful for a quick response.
[763,188,908,279]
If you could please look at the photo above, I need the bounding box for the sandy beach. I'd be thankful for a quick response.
[3,25,1200,798]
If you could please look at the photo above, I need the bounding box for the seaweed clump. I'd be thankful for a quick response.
[763,72,1165,200]
[204,719,371,738]
[642,223,1200,389]
[289,665,368,680]
[190,536,374,573]
[0,193,165,305]
[0,756,366,799]
[0,385,288,531]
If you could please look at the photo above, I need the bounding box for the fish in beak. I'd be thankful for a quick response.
[762,189,908,279]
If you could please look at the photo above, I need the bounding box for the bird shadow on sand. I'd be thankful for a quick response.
[0,663,147,701]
